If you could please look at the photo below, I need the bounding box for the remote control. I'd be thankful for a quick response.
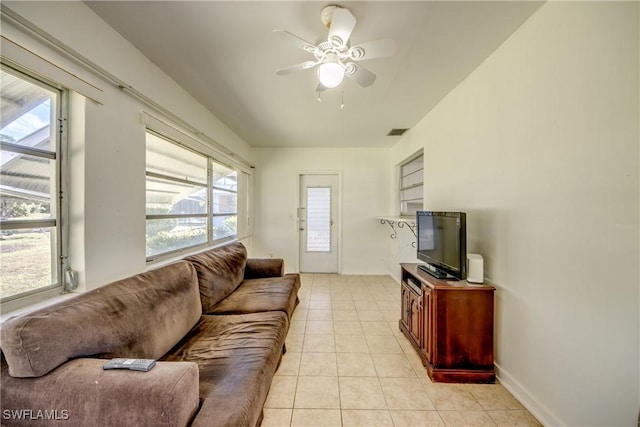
[103,358,156,372]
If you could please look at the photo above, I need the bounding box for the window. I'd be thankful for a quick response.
[399,153,424,217]
[210,161,237,241]
[145,131,238,260]
[0,66,66,301]
[306,187,331,252]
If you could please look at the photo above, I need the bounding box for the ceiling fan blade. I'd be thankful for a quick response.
[328,7,356,47]
[348,39,397,61]
[276,61,318,75]
[273,29,318,54]
[344,63,376,88]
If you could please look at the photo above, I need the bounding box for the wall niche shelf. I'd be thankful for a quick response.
[377,217,417,246]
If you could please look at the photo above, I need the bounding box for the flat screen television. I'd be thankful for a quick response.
[416,211,467,280]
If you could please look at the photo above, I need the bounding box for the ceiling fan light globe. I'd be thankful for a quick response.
[317,62,345,88]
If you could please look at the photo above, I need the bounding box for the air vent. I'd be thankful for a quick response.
[387,128,409,136]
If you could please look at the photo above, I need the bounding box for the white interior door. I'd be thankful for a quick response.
[299,174,339,273]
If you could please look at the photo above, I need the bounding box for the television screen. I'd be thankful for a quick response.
[416,211,466,280]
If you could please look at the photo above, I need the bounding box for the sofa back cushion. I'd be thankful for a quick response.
[184,242,247,313]
[1,261,202,378]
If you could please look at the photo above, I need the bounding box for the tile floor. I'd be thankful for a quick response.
[262,274,542,427]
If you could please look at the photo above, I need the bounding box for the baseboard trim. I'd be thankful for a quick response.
[495,362,563,426]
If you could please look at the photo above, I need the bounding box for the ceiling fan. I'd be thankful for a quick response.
[274,5,396,91]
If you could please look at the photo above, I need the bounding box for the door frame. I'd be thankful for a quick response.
[296,170,343,274]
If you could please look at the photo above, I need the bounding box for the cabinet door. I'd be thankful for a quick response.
[400,285,410,329]
[423,287,433,363]
[408,290,423,345]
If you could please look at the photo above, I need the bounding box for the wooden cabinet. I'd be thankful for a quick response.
[399,263,495,383]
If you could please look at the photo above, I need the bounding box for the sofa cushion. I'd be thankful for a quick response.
[1,261,202,378]
[208,274,300,320]
[162,312,288,427]
[0,358,200,427]
[184,242,248,313]
[244,258,284,279]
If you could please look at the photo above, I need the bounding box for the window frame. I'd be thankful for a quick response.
[399,152,424,217]
[0,63,68,304]
[145,130,240,263]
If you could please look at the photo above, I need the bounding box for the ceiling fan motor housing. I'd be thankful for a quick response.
[321,5,340,29]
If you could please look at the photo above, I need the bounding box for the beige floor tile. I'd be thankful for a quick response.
[334,320,364,335]
[365,335,403,354]
[487,410,543,426]
[380,377,435,410]
[390,410,444,427]
[339,377,387,410]
[306,320,334,335]
[289,320,307,335]
[438,410,496,426]
[341,409,394,426]
[354,300,375,310]
[331,290,352,300]
[262,408,293,427]
[291,308,308,322]
[382,310,400,322]
[309,300,332,310]
[396,333,417,353]
[303,335,336,353]
[308,309,333,321]
[357,310,386,321]
[426,384,482,411]
[294,377,340,409]
[337,353,377,377]
[332,299,356,309]
[351,293,375,302]
[335,335,370,353]
[361,321,394,336]
[291,409,342,427]
[276,352,301,376]
[285,334,304,354]
[299,352,337,376]
[310,291,332,301]
[333,309,359,321]
[265,375,298,408]
[371,353,416,378]
[388,321,403,336]
[467,384,525,410]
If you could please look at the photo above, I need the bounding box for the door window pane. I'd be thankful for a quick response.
[306,187,331,252]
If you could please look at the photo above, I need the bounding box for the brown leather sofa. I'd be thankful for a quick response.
[1,242,300,427]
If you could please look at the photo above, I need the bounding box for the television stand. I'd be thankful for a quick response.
[400,263,495,383]
[418,263,457,280]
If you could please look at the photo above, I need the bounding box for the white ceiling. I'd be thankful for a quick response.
[86,1,543,148]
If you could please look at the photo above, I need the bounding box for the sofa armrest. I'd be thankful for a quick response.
[244,258,284,279]
[1,358,199,426]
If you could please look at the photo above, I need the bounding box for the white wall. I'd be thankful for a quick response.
[2,2,253,293]
[390,2,639,426]
[253,148,391,275]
